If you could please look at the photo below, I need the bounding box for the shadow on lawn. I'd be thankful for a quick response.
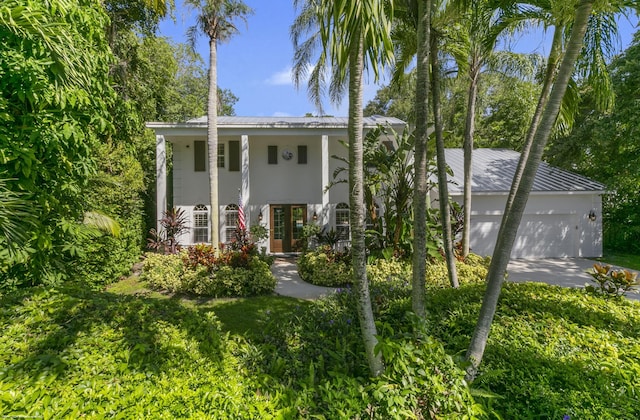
[0,284,225,383]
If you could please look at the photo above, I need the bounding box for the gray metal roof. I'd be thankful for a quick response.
[182,115,405,128]
[443,149,605,193]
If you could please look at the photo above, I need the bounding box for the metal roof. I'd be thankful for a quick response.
[177,115,406,128]
[443,149,605,193]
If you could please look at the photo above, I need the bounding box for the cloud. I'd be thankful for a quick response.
[265,64,315,86]
[265,67,294,86]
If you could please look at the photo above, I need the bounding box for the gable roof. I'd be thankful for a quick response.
[443,149,605,194]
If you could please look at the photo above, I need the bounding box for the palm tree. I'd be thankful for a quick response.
[292,0,394,377]
[410,0,434,317]
[185,0,252,248]
[465,0,597,382]
[431,30,459,288]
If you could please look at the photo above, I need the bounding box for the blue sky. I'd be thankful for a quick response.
[159,0,638,117]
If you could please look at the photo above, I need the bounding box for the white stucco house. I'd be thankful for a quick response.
[147,116,604,258]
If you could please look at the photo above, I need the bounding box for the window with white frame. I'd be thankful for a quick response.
[193,204,209,243]
[335,203,350,240]
[225,204,239,243]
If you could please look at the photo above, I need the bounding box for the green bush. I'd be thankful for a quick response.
[141,252,185,292]
[141,251,276,298]
[297,247,352,286]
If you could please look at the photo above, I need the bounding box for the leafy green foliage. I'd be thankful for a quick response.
[426,283,640,419]
[141,244,276,298]
[585,263,639,299]
[0,285,283,418]
[297,246,352,287]
[3,260,639,418]
[69,142,146,288]
[0,0,116,288]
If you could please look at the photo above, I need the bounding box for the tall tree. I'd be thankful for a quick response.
[431,30,459,288]
[410,0,434,317]
[292,0,394,376]
[185,0,252,248]
[465,0,596,382]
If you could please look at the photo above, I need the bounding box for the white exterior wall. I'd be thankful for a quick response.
[170,133,351,251]
[445,192,603,259]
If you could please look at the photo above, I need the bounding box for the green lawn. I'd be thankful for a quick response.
[592,251,640,271]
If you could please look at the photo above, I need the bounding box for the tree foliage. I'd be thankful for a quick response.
[0,0,116,288]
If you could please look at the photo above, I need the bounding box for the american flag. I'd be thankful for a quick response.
[237,189,246,231]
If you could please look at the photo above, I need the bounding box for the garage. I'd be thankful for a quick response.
[437,149,605,259]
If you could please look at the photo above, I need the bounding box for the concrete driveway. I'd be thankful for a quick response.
[507,258,640,301]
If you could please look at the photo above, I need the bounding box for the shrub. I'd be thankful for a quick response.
[141,248,276,298]
[141,252,185,293]
[585,263,639,298]
[297,246,352,286]
[371,321,480,419]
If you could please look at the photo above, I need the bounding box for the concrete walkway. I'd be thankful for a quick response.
[271,256,639,301]
[271,257,338,300]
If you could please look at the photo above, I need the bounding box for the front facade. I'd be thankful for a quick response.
[149,118,605,259]
[149,116,404,253]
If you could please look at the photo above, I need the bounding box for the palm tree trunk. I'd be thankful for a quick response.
[462,54,480,258]
[207,37,220,248]
[500,28,563,229]
[431,33,459,288]
[465,0,594,383]
[412,0,432,318]
[349,28,383,377]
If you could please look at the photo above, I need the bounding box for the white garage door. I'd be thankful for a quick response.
[470,214,577,259]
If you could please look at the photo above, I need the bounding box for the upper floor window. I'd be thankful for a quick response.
[229,140,240,171]
[217,143,225,168]
[194,140,206,172]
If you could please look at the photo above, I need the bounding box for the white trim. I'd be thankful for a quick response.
[156,134,167,232]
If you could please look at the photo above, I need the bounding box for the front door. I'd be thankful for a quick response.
[270,204,307,253]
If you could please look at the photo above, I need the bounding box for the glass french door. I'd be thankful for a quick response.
[270,204,307,253]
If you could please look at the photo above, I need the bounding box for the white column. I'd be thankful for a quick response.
[241,134,250,216]
[156,134,167,232]
[321,134,329,225]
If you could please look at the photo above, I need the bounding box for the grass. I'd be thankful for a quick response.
[106,275,310,337]
[592,251,640,271]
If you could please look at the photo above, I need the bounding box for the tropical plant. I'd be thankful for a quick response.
[147,208,189,254]
[185,0,253,248]
[585,263,640,299]
[292,0,395,376]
